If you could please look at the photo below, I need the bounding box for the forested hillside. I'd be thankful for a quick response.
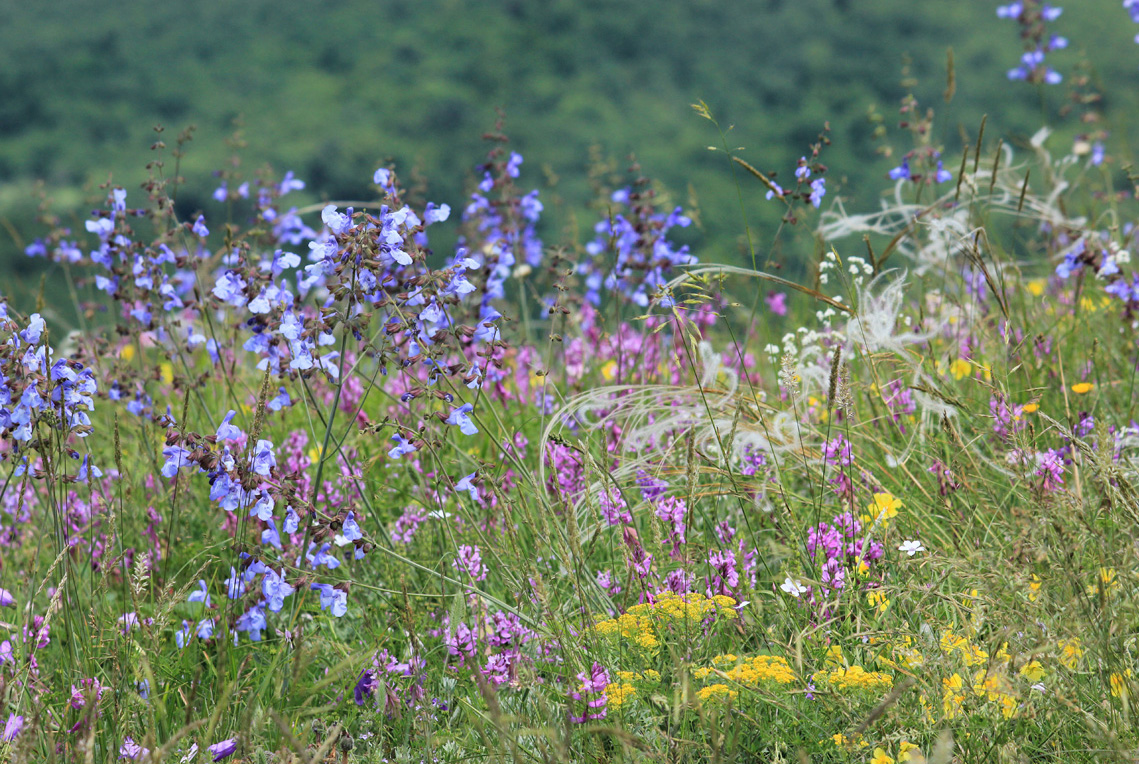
[0,0,1134,291]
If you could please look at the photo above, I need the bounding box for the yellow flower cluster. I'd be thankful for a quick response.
[1027,574,1042,603]
[593,592,738,652]
[1058,637,1084,670]
[592,611,661,650]
[875,636,924,670]
[971,669,1018,718]
[1087,567,1121,599]
[694,654,797,687]
[814,664,894,694]
[614,669,660,683]
[605,681,637,709]
[942,673,966,719]
[696,683,739,703]
[940,629,989,667]
[603,669,661,711]
[873,745,923,764]
[1110,669,1132,699]
[831,732,869,748]
[867,589,891,615]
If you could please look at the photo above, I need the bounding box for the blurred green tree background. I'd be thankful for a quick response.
[0,0,1134,306]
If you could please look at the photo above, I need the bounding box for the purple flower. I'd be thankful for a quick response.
[261,569,295,612]
[208,737,238,761]
[454,472,479,502]
[321,204,352,235]
[506,152,524,178]
[934,161,952,184]
[279,171,306,195]
[341,512,363,542]
[445,403,479,435]
[216,410,243,441]
[119,737,149,760]
[388,433,418,459]
[889,160,910,181]
[251,439,276,476]
[808,178,826,208]
[310,583,348,617]
[424,202,451,225]
[454,544,488,582]
[0,588,14,608]
[192,215,209,238]
[654,496,688,559]
[235,604,268,641]
[636,470,668,502]
[569,662,610,723]
[355,668,379,705]
[1037,449,1065,491]
[161,446,192,479]
[708,549,740,595]
[2,713,22,742]
[599,487,631,525]
[19,313,45,345]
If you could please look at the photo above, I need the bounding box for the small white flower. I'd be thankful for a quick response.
[898,540,925,557]
[780,576,808,597]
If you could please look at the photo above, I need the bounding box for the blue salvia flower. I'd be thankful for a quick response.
[998,0,1066,85]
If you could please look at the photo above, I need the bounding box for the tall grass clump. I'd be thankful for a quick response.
[3,3,1139,762]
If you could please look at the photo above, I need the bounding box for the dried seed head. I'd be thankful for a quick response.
[836,363,855,421]
[779,353,801,399]
[827,345,842,407]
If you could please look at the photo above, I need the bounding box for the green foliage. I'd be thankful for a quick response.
[1,0,1136,291]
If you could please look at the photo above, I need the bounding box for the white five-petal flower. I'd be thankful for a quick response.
[780,576,808,597]
[898,540,926,557]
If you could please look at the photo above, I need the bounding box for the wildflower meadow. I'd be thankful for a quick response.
[3,2,1139,762]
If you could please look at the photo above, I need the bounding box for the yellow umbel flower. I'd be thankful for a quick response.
[593,592,737,653]
[605,682,637,709]
[696,683,738,703]
[817,664,893,693]
[695,654,797,687]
